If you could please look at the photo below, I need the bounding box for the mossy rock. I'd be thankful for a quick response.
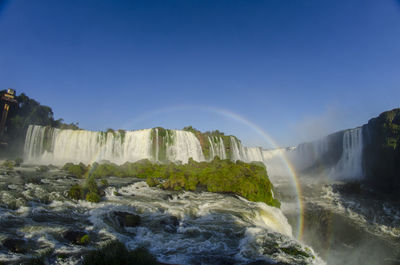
[113,211,141,227]
[63,230,89,245]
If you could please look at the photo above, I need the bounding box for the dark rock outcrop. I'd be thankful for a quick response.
[63,230,89,245]
[113,211,141,227]
[362,108,400,194]
[2,238,27,253]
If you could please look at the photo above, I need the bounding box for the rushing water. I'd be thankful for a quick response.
[9,125,400,264]
[0,165,323,265]
[272,173,400,265]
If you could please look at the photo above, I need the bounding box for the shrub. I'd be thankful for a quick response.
[72,157,280,207]
[14,158,23,166]
[100,178,109,187]
[36,165,49,172]
[2,160,14,169]
[86,192,101,203]
[63,162,88,177]
[68,184,83,200]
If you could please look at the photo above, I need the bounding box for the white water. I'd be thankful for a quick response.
[207,136,227,160]
[24,126,205,165]
[0,166,323,265]
[166,130,205,163]
[24,125,365,180]
[332,128,364,179]
[24,125,153,165]
[24,125,270,166]
[261,127,365,179]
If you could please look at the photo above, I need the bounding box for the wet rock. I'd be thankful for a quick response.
[2,238,27,253]
[98,188,106,197]
[163,194,173,201]
[63,230,89,245]
[160,216,179,233]
[113,211,141,227]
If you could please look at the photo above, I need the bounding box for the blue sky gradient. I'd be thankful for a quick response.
[1,0,399,147]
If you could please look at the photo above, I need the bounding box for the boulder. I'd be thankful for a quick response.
[160,216,179,233]
[113,211,141,227]
[63,230,89,245]
[2,238,27,253]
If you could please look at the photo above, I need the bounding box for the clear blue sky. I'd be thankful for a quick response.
[1,0,399,147]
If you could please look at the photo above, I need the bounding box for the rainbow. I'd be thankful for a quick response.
[118,104,305,240]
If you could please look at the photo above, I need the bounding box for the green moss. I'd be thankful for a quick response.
[280,247,311,258]
[62,162,88,177]
[68,184,83,200]
[86,192,101,203]
[36,165,49,172]
[100,178,109,187]
[79,157,279,207]
[80,235,90,245]
[2,160,14,170]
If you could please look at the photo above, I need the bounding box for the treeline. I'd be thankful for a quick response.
[64,157,280,208]
[0,90,79,157]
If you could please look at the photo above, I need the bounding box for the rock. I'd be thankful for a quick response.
[160,216,179,233]
[98,188,106,197]
[163,194,173,201]
[63,230,89,245]
[2,238,27,253]
[113,211,141,227]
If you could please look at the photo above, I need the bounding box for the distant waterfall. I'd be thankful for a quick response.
[333,127,364,179]
[207,136,226,160]
[166,130,205,163]
[24,125,205,165]
[24,125,153,165]
[24,125,365,179]
[259,127,365,179]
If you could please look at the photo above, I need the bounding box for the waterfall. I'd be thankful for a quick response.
[333,127,364,179]
[24,125,205,165]
[166,130,205,163]
[207,136,226,160]
[259,128,365,179]
[155,128,159,162]
[230,136,243,161]
[24,125,364,179]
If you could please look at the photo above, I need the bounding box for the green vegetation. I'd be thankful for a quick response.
[363,108,400,194]
[68,184,83,200]
[2,160,14,169]
[62,162,88,177]
[36,165,49,172]
[83,241,159,265]
[182,126,237,160]
[151,127,174,162]
[79,235,90,245]
[14,158,23,166]
[64,157,280,207]
[86,192,101,203]
[280,246,312,259]
[67,175,102,203]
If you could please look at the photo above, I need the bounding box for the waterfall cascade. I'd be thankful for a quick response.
[332,127,364,179]
[24,125,365,179]
[24,125,272,166]
[261,127,364,179]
